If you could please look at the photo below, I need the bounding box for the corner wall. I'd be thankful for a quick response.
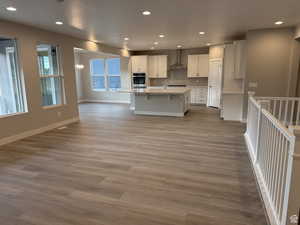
[0,19,125,141]
[245,27,299,97]
[75,51,131,103]
[243,27,300,120]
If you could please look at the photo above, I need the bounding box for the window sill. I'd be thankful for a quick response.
[0,111,28,119]
[92,89,107,92]
[42,104,64,110]
[109,89,121,92]
[92,89,121,92]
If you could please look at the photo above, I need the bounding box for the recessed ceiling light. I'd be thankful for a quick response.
[159,34,165,38]
[142,10,151,15]
[275,21,284,25]
[154,42,159,45]
[124,37,129,41]
[206,43,211,46]
[199,32,205,35]
[177,45,182,48]
[6,6,17,11]
[55,21,63,25]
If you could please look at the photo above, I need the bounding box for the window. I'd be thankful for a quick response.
[37,44,64,107]
[107,58,121,90]
[90,58,121,91]
[91,59,105,90]
[0,38,27,117]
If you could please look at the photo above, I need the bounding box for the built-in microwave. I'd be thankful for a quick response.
[132,73,146,88]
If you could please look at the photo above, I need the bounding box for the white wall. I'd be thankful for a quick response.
[74,52,84,101]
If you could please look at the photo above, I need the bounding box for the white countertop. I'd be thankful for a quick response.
[222,91,244,95]
[120,87,191,94]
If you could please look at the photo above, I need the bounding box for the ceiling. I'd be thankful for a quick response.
[0,0,299,50]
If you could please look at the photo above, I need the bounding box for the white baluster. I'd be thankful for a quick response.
[290,100,295,126]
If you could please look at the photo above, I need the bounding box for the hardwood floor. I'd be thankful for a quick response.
[0,103,268,225]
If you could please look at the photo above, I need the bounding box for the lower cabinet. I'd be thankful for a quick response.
[190,86,208,104]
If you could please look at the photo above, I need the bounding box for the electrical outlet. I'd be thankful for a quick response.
[289,215,298,224]
[249,82,258,88]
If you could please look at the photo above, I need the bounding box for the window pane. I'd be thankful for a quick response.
[92,76,105,90]
[37,44,59,75]
[91,59,105,75]
[108,76,121,89]
[0,38,26,116]
[40,77,62,106]
[107,58,120,75]
[37,44,64,106]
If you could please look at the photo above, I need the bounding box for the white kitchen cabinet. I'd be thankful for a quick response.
[148,55,168,78]
[223,43,244,92]
[148,56,157,78]
[187,54,209,78]
[233,40,246,79]
[190,86,208,104]
[158,55,168,78]
[187,55,198,78]
[131,55,148,73]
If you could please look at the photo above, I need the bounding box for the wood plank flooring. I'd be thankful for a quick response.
[0,103,268,225]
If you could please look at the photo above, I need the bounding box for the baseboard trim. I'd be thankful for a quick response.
[134,111,184,117]
[79,99,130,104]
[0,117,80,146]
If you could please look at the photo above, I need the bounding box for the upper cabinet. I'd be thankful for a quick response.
[187,55,198,77]
[187,54,209,78]
[209,46,225,59]
[148,55,168,78]
[233,40,246,79]
[131,55,148,73]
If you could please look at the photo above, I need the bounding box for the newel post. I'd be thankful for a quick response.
[248,91,255,98]
[254,100,271,163]
[282,126,300,225]
[248,91,255,109]
[247,91,255,125]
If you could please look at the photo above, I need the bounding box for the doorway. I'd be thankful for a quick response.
[207,58,223,108]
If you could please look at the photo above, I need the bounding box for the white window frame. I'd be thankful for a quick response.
[37,44,65,108]
[90,58,106,91]
[0,38,28,118]
[5,47,17,112]
[90,58,121,92]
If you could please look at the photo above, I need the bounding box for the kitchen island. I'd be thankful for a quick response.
[128,87,191,117]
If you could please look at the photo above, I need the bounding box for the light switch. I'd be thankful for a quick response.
[249,82,258,88]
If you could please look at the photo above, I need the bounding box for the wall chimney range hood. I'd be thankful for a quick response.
[169,49,186,70]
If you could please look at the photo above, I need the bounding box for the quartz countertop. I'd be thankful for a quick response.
[222,91,244,95]
[120,87,191,94]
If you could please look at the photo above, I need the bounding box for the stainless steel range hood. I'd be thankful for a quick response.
[169,49,187,70]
